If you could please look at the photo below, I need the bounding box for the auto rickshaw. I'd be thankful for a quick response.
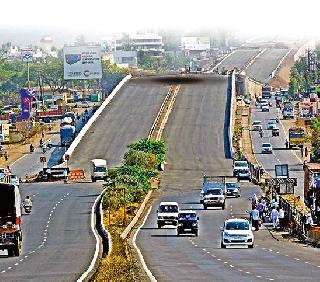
[272,128,279,137]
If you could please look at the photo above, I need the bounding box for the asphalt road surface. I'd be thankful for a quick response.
[0,76,171,281]
[251,99,305,199]
[69,77,170,175]
[0,182,102,281]
[217,49,260,72]
[246,49,289,84]
[137,75,320,281]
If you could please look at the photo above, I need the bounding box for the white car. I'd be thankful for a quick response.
[221,218,254,248]
[267,120,277,130]
[157,202,179,228]
[203,188,226,210]
[261,105,269,112]
[10,174,19,187]
[262,143,273,153]
[80,101,90,108]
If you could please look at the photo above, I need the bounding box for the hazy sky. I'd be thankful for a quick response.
[0,0,319,38]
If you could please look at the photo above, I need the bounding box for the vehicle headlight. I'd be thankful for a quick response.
[178,223,183,226]
[192,223,197,227]
[233,188,238,192]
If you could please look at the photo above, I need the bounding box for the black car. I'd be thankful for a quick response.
[226,182,241,197]
[177,210,199,236]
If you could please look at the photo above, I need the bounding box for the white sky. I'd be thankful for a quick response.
[1,0,319,38]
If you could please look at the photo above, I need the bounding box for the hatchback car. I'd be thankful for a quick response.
[221,218,254,248]
[261,143,273,153]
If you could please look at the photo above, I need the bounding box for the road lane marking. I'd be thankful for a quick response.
[202,248,206,251]
[8,267,12,270]
[19,259,23,262]
[294,258,300,261]
[245,271,251,274]
[257,276,262,278]
[230,265,234,268]
[14,263,18,266]
[1,271,5,273]
[206,252,210,254]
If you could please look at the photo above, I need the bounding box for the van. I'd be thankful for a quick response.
[90,159,107,182]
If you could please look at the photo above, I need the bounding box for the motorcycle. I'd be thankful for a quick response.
[30,144,34,153]
[24,205,32,214]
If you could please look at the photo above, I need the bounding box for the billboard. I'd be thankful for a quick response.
[21,48,33,62]
[20,88,35,120]
[181,37,210,51]
[0,124,10,142]
[63,46,102,80]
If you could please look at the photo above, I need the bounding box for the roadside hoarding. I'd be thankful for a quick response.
[181,37,210,51]
[20,88,35,120]
[21,48,33,62]
[0,124,10,142]
[63,46,102,80]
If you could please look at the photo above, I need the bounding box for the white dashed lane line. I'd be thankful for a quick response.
[0,192,71,275]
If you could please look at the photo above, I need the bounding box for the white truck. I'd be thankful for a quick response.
[90,159,107,182]
[233,160,251,181]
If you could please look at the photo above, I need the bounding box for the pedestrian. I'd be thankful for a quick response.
[41,130,44,138]
[271,206,279,230]
[285,139,289,149]
[257,200,265,221]
[300,146,304,157]
[251,206,260,231]
[251,193,257,209]
[4,151,8,162]
[278,206,285,230]
[304,213,313,235]
[305,147,308,158]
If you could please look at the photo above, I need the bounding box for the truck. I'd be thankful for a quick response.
[233,160,251,181]
[0,179,22,257]
[262,85,272,99]
[60,125,76,147]
[289,127,305,148]
[200,176,226,209]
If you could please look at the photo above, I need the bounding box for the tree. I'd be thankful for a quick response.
[310,120,320,162]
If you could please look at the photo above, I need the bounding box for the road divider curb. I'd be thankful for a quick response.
[62,74,132,163]
[120,190,153,239]
[229,71,236,157]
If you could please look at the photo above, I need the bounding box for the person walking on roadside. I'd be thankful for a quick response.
[300,146,304,157]
[285,139,289,149]
[278,206,285,230]
[305,213,313,235]
[305,147,309,158]
[257,200,265,221]
[271,206,279,230]
[251,206,260,231]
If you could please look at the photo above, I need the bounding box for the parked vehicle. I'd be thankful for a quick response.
[90,159,107,182]
[288,127,305,148]
[157,202,179,228]
[177,210,199,236]
[261,143,273,154]
[233,160,251,181]
[221,218,254,248]
[226,182,240,197]
[252,120,262,131]
[0,182,22,256]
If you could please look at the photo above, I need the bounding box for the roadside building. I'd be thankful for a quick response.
[130,34,164,57]
[114,51,137,68]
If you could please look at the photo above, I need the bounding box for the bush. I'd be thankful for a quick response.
[123,149,157,169]
[127,138,166,166]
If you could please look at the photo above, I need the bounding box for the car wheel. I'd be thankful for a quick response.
[194,230,198,237]
[203,204,207,210]
[221,242,226,249]
[248,244,254,249]
[157,223,162,229]
[177,231,180,236]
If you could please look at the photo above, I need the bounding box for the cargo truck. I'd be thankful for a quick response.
[0,179,22,257]
[60,125,75,147]
[262,85,272,99]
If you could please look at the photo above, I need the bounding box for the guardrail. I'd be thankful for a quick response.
[62,74,132,162]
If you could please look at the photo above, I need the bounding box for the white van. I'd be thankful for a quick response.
[90,159,107,182]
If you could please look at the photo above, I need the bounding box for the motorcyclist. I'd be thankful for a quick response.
[41,142,47,153]
[24,196,32,208]
[259,128,263,138]
[30,144,34,152]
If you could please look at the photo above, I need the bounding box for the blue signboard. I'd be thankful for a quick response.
[20,88,34,120]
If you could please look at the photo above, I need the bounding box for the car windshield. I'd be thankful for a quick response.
[226,221,249,230]
[226,183,237,189]
[159,205,178,213]
[252,121,261,125]
[235,162,248,167]
[262,143,271,148]
[95,166,106,172]
[179,213,197,220]
[206,189,223,195]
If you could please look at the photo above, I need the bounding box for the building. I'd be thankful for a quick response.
[181,36,211,58]
[40,35,53,52]
[130,34,164,57]
[114,51,137,68]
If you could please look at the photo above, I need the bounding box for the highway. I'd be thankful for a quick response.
[137,75,320,281]
[246,48,290,84]
[217,49,260,71]
[251,101,305,199]
[0,76,170,281]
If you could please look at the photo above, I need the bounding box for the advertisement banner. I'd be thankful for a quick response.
[20,88,34,120]
[0,124,10,142]
[63,46,102,80]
